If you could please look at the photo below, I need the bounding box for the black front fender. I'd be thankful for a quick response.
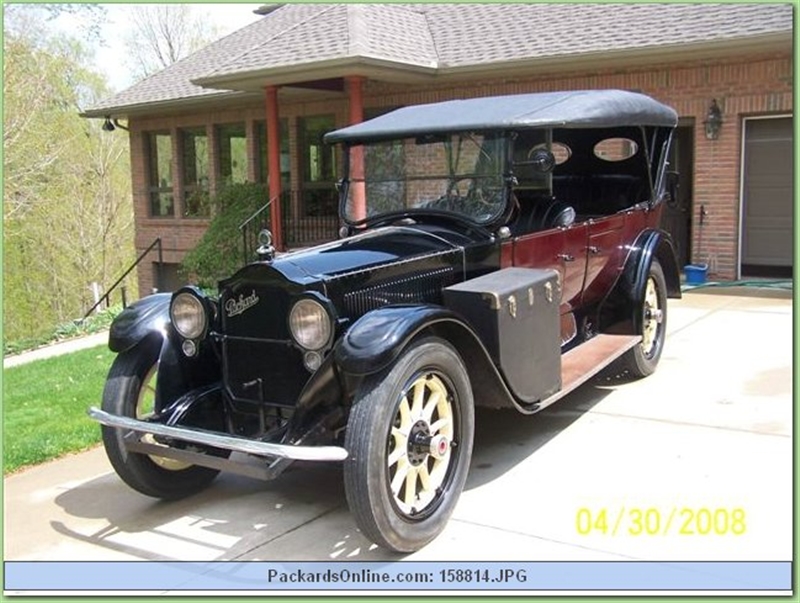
[334,304,540,414]
[109,293,171,353]
[334,305,466,377]
[109,293,221,412]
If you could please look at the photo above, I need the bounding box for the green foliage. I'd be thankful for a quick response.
[180,183,270,288]
[3,345,115,473]
[3,305,122,356]
[3,17,136,345]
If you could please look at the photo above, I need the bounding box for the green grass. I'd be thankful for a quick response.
[3,345,116,473]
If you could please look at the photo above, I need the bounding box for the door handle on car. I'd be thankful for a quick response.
[558,253,575,262]
[587,245,601,254]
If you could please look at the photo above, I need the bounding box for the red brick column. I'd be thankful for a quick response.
[265,85,284,251]
[347,76,366,221]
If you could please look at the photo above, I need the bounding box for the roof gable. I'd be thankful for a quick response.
[199,4,437,81]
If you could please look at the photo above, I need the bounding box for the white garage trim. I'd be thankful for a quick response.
[737,114,793,279]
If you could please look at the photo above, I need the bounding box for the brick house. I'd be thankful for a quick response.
[82,3,793,295]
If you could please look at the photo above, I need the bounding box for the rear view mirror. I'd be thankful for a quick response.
[514,148,556,173]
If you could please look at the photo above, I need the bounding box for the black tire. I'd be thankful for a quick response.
[101,341,221,500]
[617,259,668,378]
[344,337,474,553]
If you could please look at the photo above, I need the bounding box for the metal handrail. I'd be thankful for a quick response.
[82,237,162,320]
[239,197,274,231]
[238,191,342,262]
[239,197,275,264]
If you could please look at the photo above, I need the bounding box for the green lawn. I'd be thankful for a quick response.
[3,345,115,473]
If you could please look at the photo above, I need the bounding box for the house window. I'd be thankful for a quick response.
[181,127,210,218]
[299,114,337,216]
[146,132,174,217]
[256,119,290,190]
[217,124,247,186]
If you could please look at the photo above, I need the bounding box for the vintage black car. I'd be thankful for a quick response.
[90,90,681,553]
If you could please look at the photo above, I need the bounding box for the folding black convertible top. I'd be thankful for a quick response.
[325,89,678,145]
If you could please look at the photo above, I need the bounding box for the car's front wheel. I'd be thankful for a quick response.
[344,337,474,552]
[101,340,221,500]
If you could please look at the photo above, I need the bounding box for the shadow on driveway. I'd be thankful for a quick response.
[46,379,612,561]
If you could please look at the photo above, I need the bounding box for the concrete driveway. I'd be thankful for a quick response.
[3,288,793,566]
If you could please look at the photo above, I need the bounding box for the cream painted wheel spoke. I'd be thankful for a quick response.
[422,390,442,423]
[411,380,426,418]
[388,428,407,467]
[404,467,419,507]
[429,417,451,435]
[391,457,411,494]
[387,371,456,516]
[430,457,448,485]
[641,277,661,357]
[398,396,412,429]
[135,362,191,471]
[417,463,432,492]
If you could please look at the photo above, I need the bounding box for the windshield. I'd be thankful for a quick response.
[343,132,507,225]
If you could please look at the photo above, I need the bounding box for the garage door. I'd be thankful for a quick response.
[741,117,793,275]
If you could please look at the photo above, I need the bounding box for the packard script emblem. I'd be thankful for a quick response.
[226,290,260,318]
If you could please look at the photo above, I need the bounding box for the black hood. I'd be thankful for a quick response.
[277,224,472,283]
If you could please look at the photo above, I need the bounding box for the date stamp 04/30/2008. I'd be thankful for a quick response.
[575,507,746,537]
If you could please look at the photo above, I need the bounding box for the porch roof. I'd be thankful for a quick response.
[82,3,792,119]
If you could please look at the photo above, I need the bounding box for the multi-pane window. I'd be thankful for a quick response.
[256,119,290,190]
[217,124,247,186]
[181,127,210,218]
[299,114,337,216]
[146,132,174,217]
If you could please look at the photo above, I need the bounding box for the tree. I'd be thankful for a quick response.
[3,4,107,43]
[3,15,135,345]
[123,5,222,80]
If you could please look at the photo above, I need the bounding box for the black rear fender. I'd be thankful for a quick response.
[598,228,681,335]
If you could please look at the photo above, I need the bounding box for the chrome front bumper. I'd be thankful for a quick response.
[87,407,348,462]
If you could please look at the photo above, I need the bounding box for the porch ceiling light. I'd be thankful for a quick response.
[703,99,723,141]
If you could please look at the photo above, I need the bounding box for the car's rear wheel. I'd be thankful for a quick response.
[344,337,474,552]
[101,340,221,500]
[618,259,668,378]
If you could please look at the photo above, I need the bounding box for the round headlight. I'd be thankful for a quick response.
[289,298,331,351]
[171,292,207,340]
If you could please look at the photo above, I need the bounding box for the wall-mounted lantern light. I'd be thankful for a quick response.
[703,99,723,140]
[101,116,129,132]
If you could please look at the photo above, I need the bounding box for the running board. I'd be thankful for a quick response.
[536,334,641,412]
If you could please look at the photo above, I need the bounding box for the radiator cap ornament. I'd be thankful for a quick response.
[256,229,275,262]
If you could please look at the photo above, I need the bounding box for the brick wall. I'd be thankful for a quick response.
[129,51,792,293]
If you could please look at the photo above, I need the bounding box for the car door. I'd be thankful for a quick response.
[581,213,628,308]
[512,222,588,345]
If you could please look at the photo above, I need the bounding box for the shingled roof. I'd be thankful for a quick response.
[83,3,792,118]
